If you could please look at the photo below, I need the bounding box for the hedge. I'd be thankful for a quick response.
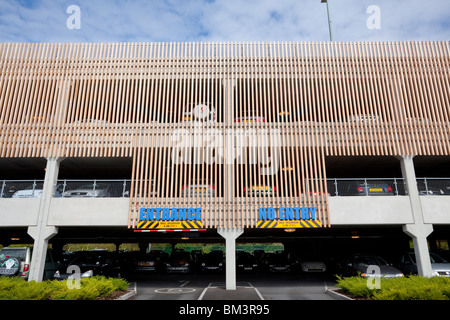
[0,276,129,300]
[336,275,450,300]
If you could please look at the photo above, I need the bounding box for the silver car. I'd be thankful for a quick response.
[12,184,64,198]
[337,254,404,278]
[399,252,450,277]
[62,183,112,198]
[180,184,215,197]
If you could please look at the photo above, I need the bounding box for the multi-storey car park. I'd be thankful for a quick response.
[0,41,449,289]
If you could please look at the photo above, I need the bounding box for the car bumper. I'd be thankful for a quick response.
[165,267,190,273]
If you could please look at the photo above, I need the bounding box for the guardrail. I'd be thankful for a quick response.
[1,178,450,198]
[0,179,131,198]
[326,178,407,196]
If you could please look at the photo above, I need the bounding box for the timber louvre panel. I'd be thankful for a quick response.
[0,41,449,229]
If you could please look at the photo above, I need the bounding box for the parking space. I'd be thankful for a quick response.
[126,273,338,300]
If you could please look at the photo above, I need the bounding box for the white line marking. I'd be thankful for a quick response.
[247,282,265,300]
[198,282,213,300]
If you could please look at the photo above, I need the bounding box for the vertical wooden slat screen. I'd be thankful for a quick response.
[0,42,449,229]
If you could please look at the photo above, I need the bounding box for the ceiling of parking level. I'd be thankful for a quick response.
[0,158,47,180]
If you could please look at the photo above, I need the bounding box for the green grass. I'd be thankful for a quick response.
[0,276,129,300]
[336,275,450,300]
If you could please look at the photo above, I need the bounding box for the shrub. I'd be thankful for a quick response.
[336,275,450,300]
[0,276,129,300]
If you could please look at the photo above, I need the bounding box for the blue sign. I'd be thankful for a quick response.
[258,207,317,220]
[140,207,202,221]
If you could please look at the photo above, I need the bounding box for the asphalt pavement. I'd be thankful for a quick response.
[126,272,339,300]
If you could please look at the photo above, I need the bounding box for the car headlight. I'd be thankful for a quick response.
[202,263,206,267]
[218,263,222,267]
[184,263,190,267]
[54,270,60,278]
[81,270,93,278]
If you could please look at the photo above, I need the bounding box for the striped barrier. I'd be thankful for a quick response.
[256,219,322,228]
[136,220,204,230]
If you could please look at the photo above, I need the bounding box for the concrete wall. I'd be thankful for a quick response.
[420,196,450,224]
[47,198,129,226]
[328,196,414,225]
[0,199,40,226]
[1,196,449,228]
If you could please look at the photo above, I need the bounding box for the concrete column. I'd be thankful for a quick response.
[402,224,434,276]
[399,155,434,277]
[27,157,64,282]
[218,228,243,290]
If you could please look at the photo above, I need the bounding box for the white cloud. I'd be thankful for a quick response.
[0,0,448,43]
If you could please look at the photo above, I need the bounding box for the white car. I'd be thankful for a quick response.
[62,183,112,198]
[12,184,64,198]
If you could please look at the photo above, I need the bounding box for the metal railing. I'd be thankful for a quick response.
[1,178,450,198]
[326,178,406,196]
[0,180,44,198]
[0,179,131,198]
[416,178,450,196]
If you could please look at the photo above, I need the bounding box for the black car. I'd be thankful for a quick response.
[266,253,291,273]
[236,252,259,273]
[54,250,122,279]
[165,250,192,274]
[200,251,225,273]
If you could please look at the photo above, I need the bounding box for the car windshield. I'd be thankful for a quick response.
[268,254,288,263]
[76,183,109,190]
[137,254,157,261]
[353,255,387,267]
[430,253,449,263]
[70,253,111,265]
[408,253,449,264]
[171,252,190,260]
[0,249,27,261]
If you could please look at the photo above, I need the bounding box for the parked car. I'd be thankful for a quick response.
[336,254,404,278]
[398,251,450,277]
[53,250,122,279]
[236,252,259,273]
[200,250,225,273]
[165,250,192,274]
[299,256,327,273]
[181,183,215,197]
[133,253,162,273]
[62,183,112,198]
[266,253,291,273]
[417,181,449,195]
[0,246,57,280]
[355,182,394,196]
[181,104,216,123]
[11,184,64,198]
[234,110,265,123]
[244,185,276,197]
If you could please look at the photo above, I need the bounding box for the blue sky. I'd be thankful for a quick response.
[0,0,449,43]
